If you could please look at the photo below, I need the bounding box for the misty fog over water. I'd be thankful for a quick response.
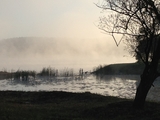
[0,1,136,73]
[0,37,135,72]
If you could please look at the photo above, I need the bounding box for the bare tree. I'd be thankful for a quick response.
[96,0,160,108]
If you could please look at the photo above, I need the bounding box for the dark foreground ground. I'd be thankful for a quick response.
[0,91,160,120]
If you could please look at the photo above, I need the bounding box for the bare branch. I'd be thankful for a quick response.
[96,0,160,63]
[99,27,140,36]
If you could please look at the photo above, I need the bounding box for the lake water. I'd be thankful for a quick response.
[0,75,160,102]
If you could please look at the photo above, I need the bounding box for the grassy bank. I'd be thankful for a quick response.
[0,91,160,120]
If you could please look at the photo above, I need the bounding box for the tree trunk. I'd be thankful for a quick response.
[133,58,159,109]
[133,73,153,109]
[133,35,160,109]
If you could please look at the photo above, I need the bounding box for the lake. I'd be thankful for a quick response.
[0,75,160,102]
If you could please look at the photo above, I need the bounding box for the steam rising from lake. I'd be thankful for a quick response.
[0,37,135,72]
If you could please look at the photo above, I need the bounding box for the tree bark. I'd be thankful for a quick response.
[133,57,160,109]
[133,72,154,109]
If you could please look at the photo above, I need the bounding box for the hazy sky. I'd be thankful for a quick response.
[0,0,135,72]
[0,0,103,39]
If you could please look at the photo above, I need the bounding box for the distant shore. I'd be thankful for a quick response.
[93,62,145,75]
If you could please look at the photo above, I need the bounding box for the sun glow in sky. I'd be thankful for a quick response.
[0,0,135,72]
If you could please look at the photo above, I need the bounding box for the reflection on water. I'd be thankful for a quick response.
[0,75,160,101]
[95,75,139,99]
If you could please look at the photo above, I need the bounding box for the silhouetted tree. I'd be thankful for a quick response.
[97,0,160,108]
[126,27,160,63]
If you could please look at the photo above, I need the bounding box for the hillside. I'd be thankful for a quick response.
[93,62,145,75]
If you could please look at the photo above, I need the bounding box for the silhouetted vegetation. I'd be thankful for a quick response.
[38,67,58,78]
[14,70,36,81]
[0,71,12,80]
[38,67,75,78]
[0,67,90,82]
[0,67,87,81]
[0,70,36,81]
